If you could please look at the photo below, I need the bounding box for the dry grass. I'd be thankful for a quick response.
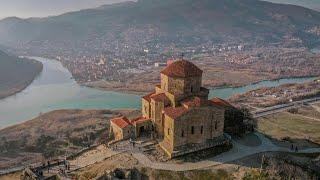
[296,105,320,119]
[258,110,320,144]
[0,109,137,170]
[0,171,22,180]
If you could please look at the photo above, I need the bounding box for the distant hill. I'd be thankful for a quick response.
[263,0,320,12]
[0,50,43,99]
[0,0,319,54]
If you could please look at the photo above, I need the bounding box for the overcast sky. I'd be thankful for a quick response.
[0,0,319,20]
[0,0,131,19]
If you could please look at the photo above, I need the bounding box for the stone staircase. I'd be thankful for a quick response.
[140,140,158,153]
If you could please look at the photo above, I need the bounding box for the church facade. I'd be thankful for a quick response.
[110,60,227,158]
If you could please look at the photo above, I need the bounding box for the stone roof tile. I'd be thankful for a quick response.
[111,117,131,129]
[210,97,234,109]
[161,60,202,78]
[164,106,189,119]
[142,92,155,102]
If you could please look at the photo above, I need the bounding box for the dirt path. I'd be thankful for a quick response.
[66,133,320,172]
[292,113,320,122]
[312,104,320,113]
[130,133,320,171]
[69,145,124,171]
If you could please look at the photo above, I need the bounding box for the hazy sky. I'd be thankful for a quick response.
[0,0,131,19]
[0,0,319,20]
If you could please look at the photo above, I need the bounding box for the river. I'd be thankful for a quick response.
[311,47,320,54]
[0,57,317,129]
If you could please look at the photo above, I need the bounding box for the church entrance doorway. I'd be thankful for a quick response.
[140,126,145,135]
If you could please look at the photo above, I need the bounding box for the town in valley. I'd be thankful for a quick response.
[0,0,320,180]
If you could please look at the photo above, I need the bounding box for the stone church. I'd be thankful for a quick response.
[110,60,228,158]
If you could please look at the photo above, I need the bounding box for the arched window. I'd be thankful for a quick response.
[191,86,193,93]
[168,128,170,135]
[215,121,218,130]
[191,126,195,134]
[201,126,203,134]
[181,130,184,137]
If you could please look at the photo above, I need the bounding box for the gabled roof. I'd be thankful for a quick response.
[130,116,151,125]
[210,97,234,108]
[142,92,155,102]
[163,106,189,119]
[160,60,203,78]
[182,97,203,107]
[111,117,131,129]
[150,93,170,105]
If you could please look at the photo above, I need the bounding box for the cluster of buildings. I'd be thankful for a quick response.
[231,79,320,108]
[58,54,153,83]
[109,60,245,158]
[49,42,247,84]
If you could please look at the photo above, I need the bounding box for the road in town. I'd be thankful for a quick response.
[252,97,320,118]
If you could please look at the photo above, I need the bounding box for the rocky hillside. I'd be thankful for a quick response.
[0,109,139,169]
[0,0,319,55]
[0,50,42,99]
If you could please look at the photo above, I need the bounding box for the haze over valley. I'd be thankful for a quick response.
[0,50,42,99]
[0,0,320,179]
[0,0,319,92]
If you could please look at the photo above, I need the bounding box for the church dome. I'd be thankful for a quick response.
[160,60,203,78]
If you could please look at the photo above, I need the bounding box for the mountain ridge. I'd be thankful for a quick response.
[0,0,319,54]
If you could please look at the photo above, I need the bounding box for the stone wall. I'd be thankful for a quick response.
[163,115,174,152]
[161,74,202,97]
[183,76,202,94]
[134,121,152,137]
[160,74,169,92]
[142,98,150,118]
[151,99,165,137]
[162,106,225,152]
[111,123,133,141]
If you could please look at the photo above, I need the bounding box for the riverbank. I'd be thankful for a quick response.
[0,57,43,100]
[84,76,319,97]
[230,78,320,108]
[0,57,316,129]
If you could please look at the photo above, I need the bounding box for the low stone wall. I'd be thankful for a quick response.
[171,136,230,158]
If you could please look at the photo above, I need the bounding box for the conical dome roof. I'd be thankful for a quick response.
[160,60,203,78]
